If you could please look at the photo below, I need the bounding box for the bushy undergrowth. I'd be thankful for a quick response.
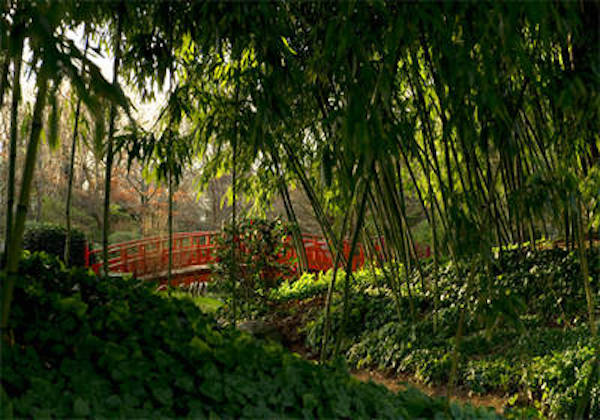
[1,252,500,419]
[297,248,600,418]
[22,222,87,266]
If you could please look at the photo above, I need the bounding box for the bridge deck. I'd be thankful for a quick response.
[138,265,211,282]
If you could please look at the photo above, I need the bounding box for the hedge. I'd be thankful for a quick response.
[22,223,87,266]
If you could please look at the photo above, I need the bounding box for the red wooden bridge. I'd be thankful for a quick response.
[85,231,430,285]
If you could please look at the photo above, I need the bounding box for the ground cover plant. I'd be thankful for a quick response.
[291,248,600,418]
[1,252,504,418]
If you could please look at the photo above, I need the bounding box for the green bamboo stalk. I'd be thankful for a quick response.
[102,16,122,275]
[576,200,597,337]
[281,138,345,265]
[320,204,352,363]
[270,147,309,272]
[1,55,50,333]
[167,165,173,287]
[447,260,475,399]
[3,37,23,268]
[366,193,404,321]
[230,71,240,328]
[64,35,89,265]
[334,184,369,358]
[0,52,9,108]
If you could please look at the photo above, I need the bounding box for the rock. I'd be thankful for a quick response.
[238,320,283,343]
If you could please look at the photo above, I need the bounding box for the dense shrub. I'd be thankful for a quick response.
[211,217,295,308]
[22,223,87,266]
[1,253,500,419]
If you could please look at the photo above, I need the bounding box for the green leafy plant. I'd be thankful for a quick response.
[301,248,600,417]
[211,217,295,314]
[22,223,87,266]
[1,252,501,419]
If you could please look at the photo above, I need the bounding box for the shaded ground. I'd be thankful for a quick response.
[267,296,324,359]
[351,370,507,414]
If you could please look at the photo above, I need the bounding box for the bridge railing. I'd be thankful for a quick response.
[88,231,431,280]
[89,232,218,276]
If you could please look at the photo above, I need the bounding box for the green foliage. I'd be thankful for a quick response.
[303,249,600,418]
[1,252,500,419]
[22,223,87,266]
[108,230,141,245]
[271,270,344,302]
[211,217,295,309]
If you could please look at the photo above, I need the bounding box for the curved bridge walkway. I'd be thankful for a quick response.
[85,231,430,285]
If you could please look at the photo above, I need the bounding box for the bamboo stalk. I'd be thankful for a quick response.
[3,37,23,268]
[2,54,50,333]
[102,15,123,275]
[65,35,89,265]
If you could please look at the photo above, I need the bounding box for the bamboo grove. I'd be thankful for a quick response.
[1,0,599,393]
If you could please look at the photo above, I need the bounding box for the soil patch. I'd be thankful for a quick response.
[351,369,508,414]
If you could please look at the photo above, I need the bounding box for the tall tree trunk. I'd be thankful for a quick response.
[3,38,23,267]
[102,17,122,274]
[1,55,50,333]
[0,52,9,108]
[64,35,88,265]
[576,201,597,337]
[230,125,238,327]
[167,167,173,287]
[230,75,240,327]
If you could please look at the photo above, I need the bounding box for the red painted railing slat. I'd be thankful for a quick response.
[87,231,430,282]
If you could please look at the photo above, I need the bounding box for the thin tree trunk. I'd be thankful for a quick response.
[0,53,9,108]
[231,125,238,327]
[102,17,122,275]
[65,36,89,265]
[279,180,309,272]
[334,184,369,358]
[1,55,50,333]
[430,188,440,333]
[282,139,345,266]
[576,201,597,337]
[447,261,475,398]
[320,190,354,363]
[230,75,240,327]
[366,193,404,320]
[65,100,82,264]
[167,168,173,287]
[3,38,23,268]
[270,148,309,272]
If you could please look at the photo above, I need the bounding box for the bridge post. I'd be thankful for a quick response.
[120,247,127,272]
[84,241,90,267]
[140,244,146,275]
